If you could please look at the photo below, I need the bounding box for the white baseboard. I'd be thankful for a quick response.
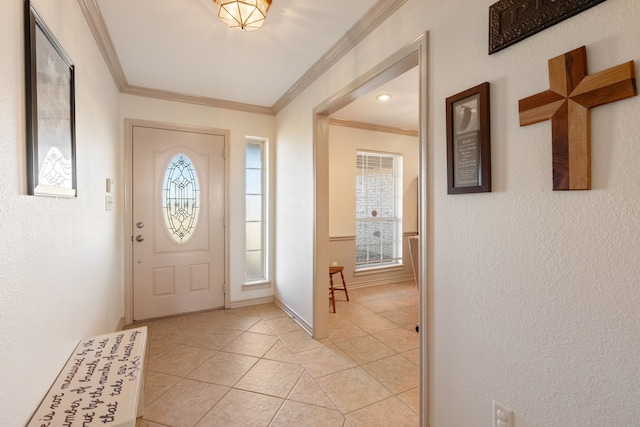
[116,316,126,331]
[274,299,313,336]
[347,274,415,290]
[228,296,275,309]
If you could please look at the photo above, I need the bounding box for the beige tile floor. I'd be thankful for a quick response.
[131,281,420,427]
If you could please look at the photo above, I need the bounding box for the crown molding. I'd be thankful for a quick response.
[77,0,406,116]
[271,0,408,114]
[329,117,418,137]
[122,85,274,115]
[77,0,127,91]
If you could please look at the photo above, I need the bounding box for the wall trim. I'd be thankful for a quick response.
[274,299,313,336]
[121,85,274,116]
[115,317,125,331]
[228,296,274,309]
[329,117,418,137]
[348,275,415,290]
[241,281,272,291]
[330,231,418,242]
[272,0,408,114]
[77,0,407,115]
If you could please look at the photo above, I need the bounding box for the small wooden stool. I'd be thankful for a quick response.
[329,265,349,313]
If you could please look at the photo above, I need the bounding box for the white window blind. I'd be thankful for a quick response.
[355,151,403,268]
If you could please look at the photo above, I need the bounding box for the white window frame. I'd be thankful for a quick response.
[244,137,269,285]
[355,150,403,271]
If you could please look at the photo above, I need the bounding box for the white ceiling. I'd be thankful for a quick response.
[93,0,418,131]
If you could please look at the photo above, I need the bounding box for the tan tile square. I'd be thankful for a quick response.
[295,344,357,378]
[147,339,178,362]
[150,320,192,345]
[349,313,399,334]
[392,294,419,307]
[288,372,335,409]
[147,345,214,377]
[270,400,344,427]
[222,331,279,357]
[398,387,420,414]
[348,286,385,302]
[331,300,374,318]
[216,313,262,331]
[373,327,418,353]
[143,379,228,427]
[235,359,304,398]
[247,319,276,335]
[345,396,418,427]
[358,298,402,313]
[253,303,288,320]
[179,325,243,350]
[402,348,420,365]
[363,354,419,394]
[278,330,324,353]
[196,389,282,427]
[143,371,180,405]
[138,420,166,427]
[334,335,395,365]
[263,341,300,364]
[380,305,419,327]
[187,308,227,326]
[327,318,368,343]
[316,367,391,414]
[266,316,302,334]
[187,351,258,386]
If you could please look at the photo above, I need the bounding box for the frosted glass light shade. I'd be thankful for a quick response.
[215,0,272,31]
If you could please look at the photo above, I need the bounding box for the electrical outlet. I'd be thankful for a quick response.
[493,400,513,427]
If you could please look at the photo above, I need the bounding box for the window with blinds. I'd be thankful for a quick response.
[355,151,403,268]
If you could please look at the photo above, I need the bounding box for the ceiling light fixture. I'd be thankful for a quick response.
[376,94,392,101]
[214,0,272,31]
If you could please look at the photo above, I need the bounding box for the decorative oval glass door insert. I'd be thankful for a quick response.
[162,154,200,243]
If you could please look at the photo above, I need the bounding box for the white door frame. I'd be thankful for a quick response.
[312,32,430,426]
[124,119,231,324]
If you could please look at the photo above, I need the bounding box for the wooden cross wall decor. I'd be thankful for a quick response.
[519,46,637,190]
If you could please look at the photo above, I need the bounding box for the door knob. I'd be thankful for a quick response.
[135,235,144,242]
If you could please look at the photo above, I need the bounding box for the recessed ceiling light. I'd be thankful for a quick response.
[376,94,392,101]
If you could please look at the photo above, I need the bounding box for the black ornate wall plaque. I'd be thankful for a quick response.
[489,0,608,54]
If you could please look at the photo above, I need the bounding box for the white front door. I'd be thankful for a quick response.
[132,124,226,320]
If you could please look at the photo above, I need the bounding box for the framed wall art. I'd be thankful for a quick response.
[446,82,491,194]
[489,0,608,54]
[25,1,77,197]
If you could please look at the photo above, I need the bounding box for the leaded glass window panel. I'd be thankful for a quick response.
[246,139,267,282]
[162,154,200,244]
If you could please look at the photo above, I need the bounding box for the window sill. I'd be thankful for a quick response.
[242,281,271,291]
[354,264,404,276]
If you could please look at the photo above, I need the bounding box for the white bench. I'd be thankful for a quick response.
[28,327,147,427]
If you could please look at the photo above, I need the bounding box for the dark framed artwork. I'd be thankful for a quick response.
[489,0,608,54]
[446,82,491,194]
[25,1,77,197]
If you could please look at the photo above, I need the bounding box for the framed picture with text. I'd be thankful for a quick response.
[446,82,491,194]
[25,1,77,197]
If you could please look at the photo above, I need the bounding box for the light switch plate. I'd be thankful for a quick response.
[493,400,513,427]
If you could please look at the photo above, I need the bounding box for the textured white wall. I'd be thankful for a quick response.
[0,0,123,424]
[119,95,276,306]
[275,0,640,425]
